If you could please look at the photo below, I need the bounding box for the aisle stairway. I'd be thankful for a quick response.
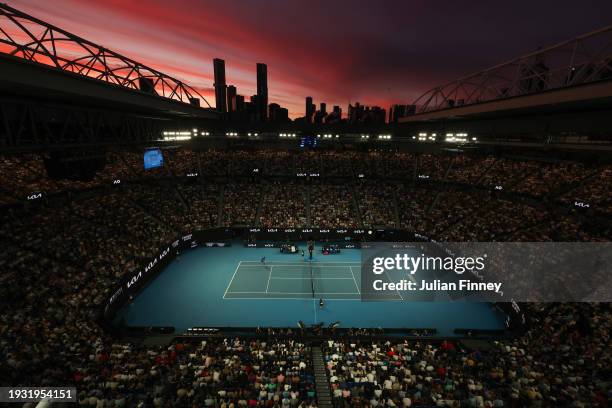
[254,185,265,226]
[312,346,333,408]
[217,184,225,227]
[349,184,363,227]
[306,185,312,227]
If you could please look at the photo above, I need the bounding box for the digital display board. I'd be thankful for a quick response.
[299,136,318,148]
[144,148,164,170]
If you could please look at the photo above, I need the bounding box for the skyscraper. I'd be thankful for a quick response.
[349,102,385,124]
[235,94,245,112]
[213,58,227,113]
[348,102,361,123]
[249,95,259,122]
[332,105,341,118]
[324,105,342,124]
[256,63,268,122]
[305,96,315,123]
[227,85,237,113]
[389,104,412,123]
[314,102,326,124]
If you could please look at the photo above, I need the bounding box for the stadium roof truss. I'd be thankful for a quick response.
[413,26,612,114]
[0,3,211,108]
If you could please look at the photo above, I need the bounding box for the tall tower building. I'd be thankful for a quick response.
[256,63,268,122]
[389,104,408,123]
[235,94,245,111]
[333,105,342,118]
[213,58,227,113]
[305,96,315,123]
[227,85,237,113]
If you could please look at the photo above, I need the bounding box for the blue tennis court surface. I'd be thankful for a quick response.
[224,261,363,299]
[118,244,506,336]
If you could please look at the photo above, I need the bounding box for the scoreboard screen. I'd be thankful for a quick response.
[144,148,163,170]
[299,136,318,149]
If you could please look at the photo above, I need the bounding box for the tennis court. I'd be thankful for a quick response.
[223,261,369,300]
[118,245,506,334]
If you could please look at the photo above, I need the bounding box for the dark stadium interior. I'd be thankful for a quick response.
[1,2,611,408]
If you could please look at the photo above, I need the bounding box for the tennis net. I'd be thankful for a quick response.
[309,261,315,298]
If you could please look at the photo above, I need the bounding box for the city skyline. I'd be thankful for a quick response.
[212,57,387,124]
[9,0,612,118]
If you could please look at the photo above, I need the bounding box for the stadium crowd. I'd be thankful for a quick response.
[1,149,609,229]
[0,148,610,407]
[310,184,359,228]
[324,304,610,407]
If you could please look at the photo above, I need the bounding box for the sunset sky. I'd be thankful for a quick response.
[10,0,612,118]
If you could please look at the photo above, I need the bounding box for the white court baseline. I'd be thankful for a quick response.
[223,260,368,300]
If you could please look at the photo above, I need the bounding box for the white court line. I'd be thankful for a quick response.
[265,265,274,293]
[270,277,354,280]
[223,261,243,299]
[384,269,404,301]
[349,266,361,294]
[225,260,364,300]
[241,260,361,264]
[226,291,361,294]
[223,297,403,301]
[239,264,360,268]
[240,263,361,267]
[403,269,417,285]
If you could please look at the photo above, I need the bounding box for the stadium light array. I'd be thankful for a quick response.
[445,132,469,143]
[162,130,192,141]
[416,132,439,142]
[163,135,191,141]
[163,131,191,136]
[279,133,297,138]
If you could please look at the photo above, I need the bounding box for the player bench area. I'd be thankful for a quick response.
[223,261,365,300]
